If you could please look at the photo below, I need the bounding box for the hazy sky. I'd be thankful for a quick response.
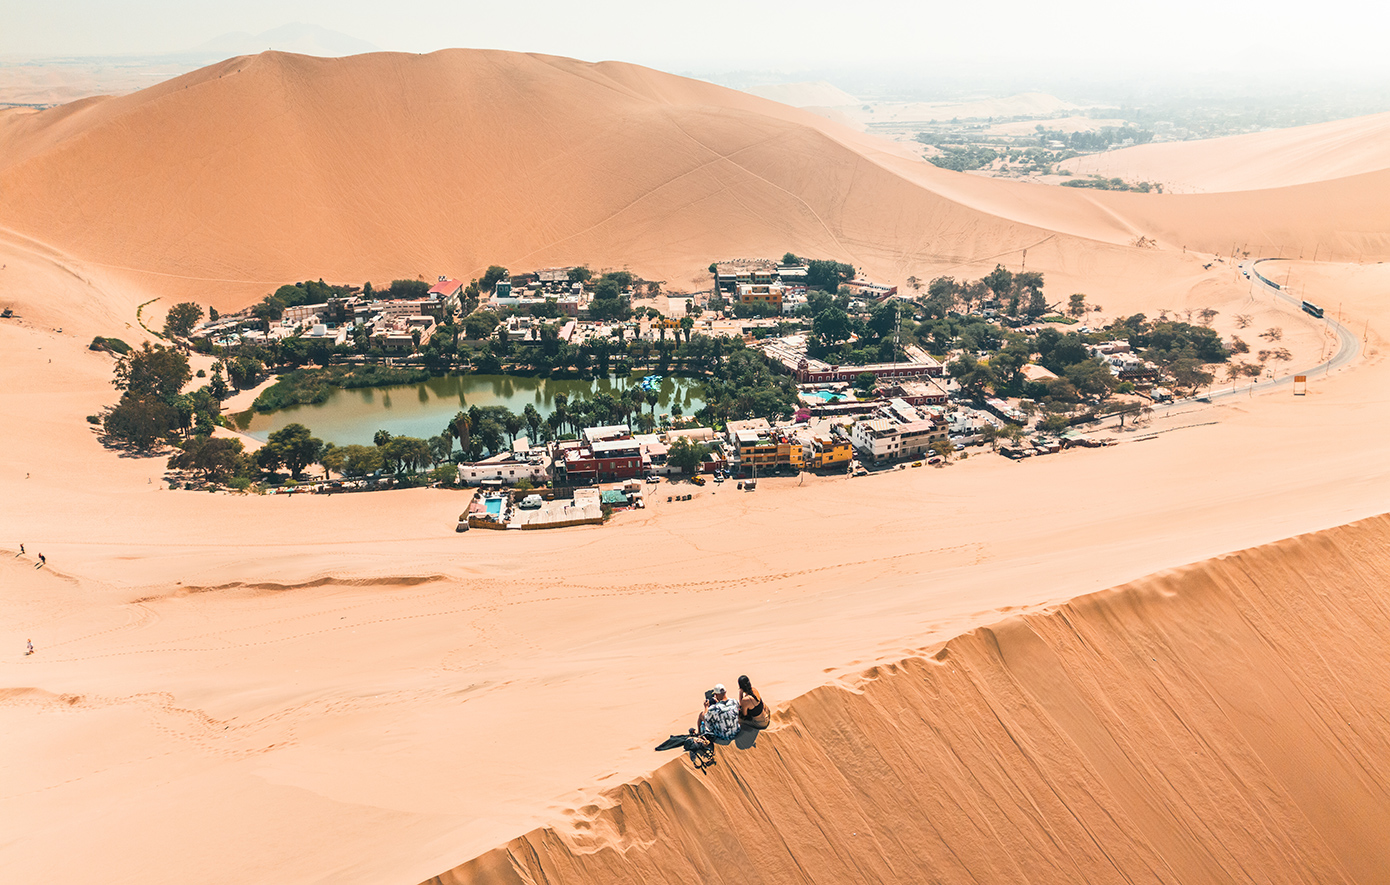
[4,0,1390,78]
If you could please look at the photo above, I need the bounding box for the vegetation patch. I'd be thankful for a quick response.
[89,336,132,355]
[251,365,432,413]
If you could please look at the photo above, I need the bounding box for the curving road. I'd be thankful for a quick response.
[1154,258,1359,412]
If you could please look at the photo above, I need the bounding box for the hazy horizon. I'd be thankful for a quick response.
[5,0,1390,82]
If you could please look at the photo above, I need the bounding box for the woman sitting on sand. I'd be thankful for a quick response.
[738,675,769,728]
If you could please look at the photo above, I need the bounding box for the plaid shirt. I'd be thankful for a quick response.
[702,698,741,739]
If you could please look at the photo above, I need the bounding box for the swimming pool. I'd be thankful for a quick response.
[484,497,503,516]
[805,389,848,402]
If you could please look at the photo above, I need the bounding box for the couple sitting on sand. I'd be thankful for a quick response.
[696,675,769,741]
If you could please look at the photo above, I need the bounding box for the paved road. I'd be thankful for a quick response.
[1154,258,1358,413]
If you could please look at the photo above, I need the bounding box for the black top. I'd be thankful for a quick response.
[743,693,764,719]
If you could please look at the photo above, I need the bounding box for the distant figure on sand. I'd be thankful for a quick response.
[738,675,770,728]
[18,543,23,555]
[698,683,740,740]
[25,639,34,656]
[37,553,45,568]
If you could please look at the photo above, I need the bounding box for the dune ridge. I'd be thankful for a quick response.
[5,48,1388,313]
[1061,111,1390,193]
[431,515,1390,884]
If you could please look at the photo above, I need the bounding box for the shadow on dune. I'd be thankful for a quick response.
[430,513,1390,884]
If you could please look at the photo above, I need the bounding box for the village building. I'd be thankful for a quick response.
[427,277,463,312]
[457,450,552,486]
[760,335,944,384]
[847,398,948,463]
[553,427,647,484]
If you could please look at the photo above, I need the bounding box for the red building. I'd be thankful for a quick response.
[557,437,646,483]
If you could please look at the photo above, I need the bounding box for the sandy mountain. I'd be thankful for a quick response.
[2,49,1387,313]
[192,23,379,59]
[1060,110,1390,192]
[0,50,1202,312]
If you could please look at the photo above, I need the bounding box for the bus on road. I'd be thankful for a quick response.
[1302,301,1325,318]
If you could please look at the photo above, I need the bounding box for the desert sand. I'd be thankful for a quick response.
[3,49,1390,884]
[1060,110,1390,193]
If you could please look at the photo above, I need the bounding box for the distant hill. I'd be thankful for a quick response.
[1059,110,1390,192]
[192,23,378,59]
[747,81,860,108]
[0,48,1386,311]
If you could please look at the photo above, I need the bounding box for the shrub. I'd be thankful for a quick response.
[86,415,101,425]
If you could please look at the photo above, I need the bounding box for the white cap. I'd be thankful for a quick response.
[713,683,726,694]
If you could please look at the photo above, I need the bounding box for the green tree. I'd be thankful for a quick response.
[478,418,504,456]
[805,259,853,291]
[449,411,471,458]
[1169,358,1214,396]
[480,266,510,293]
[338,444,384,477]
[813,306,852,345]
[983,264,1014,303]
[1068,293,1087,318]
[868,301,899,339]
[667,437,709,474]
[252,296,285,326]
[102,394,177,449]
[428,434,452,466]
[1038,413,1071,434]
[226,356,264,390]
[463,312,500,340]
[163,302,203,338]
[854,371,878,397]
[114,342,191,400]
[567,266,592,284]
[522,404,542,442]
[948,354,996,398]
[259,423,323,479]
[169,436,247,481]
[388,280,430,299]
[320,443,344,477]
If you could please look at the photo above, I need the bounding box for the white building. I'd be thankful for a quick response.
[457,452,551,486]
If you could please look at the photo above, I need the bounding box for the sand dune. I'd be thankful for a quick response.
[4,47,1390,885]
[1060,111,1390,193]
[9,49,1382,312]
[437,516,1390,884]
[0,50,1077,309]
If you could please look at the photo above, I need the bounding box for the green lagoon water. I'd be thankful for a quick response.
[235,374,705,446]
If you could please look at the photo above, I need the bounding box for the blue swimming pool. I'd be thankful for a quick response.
[485,497,503,516]
[805,390,848,402]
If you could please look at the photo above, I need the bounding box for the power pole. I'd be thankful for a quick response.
[894,300,902,365]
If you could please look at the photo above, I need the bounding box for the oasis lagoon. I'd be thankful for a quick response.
[234,374,706,446]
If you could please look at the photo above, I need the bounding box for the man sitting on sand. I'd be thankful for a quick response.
[698,683,740,740]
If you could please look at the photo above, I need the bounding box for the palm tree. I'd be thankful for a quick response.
[645,387,659,416]
[428,435,452,467]
[523,404,542,442]
[449,411,470,461]
[503,410,525,446]
[554,394,570,436]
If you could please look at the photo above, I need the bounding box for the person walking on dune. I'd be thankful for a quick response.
[25,639,34,656]
[36,553,45,568]
[18,543,23,555]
